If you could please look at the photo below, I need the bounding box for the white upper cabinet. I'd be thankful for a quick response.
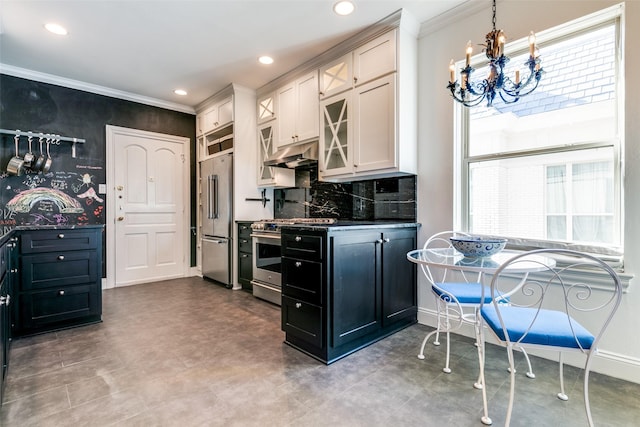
[197,96,234,135]
[320,53,353,99]
[257,92,276,124]
[353,30,396,87]
[319,25,417,182]
[275,71,319,148]
[352,74,396,173]
[320,91,353,177]
[257,122,295,188]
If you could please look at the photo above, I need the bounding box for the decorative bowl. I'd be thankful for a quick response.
[450,236,507,258]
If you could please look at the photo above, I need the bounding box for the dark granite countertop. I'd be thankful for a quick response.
[280,220,421,232]
[1,224,104,246]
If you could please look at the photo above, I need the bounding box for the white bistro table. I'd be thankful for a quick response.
[406,247,556,390]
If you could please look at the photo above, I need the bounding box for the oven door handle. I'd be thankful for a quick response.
[250,233,281,240]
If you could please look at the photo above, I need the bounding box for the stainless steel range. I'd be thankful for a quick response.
[250,218,337,305]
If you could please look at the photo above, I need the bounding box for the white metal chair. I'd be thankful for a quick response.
[418,231,535,383]
[476,249,623,426]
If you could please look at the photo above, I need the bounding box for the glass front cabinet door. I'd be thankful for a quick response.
[320,92,353,178]
[320,53,352,99]
[258,122,275,185]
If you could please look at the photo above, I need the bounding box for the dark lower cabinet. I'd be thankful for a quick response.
[237,222,253,291]
[281,225,417,364]
[0,236,18,407]
[14,227,103,337]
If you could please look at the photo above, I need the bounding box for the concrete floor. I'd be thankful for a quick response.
[2,276,638,426]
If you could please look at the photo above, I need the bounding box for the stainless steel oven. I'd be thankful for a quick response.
[250,218,337,306]
[250,231,282,305]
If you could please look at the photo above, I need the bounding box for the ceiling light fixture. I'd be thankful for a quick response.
[174,89,187,96]
[333,1,355,16]
[447,0,543,107]
[258,56,274,65]
[44,23,68,35]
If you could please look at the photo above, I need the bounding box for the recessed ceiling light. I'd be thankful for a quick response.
[258,56,274,65]
[174,89,188,96]
[333,1,355,16]
[44,23,68,35]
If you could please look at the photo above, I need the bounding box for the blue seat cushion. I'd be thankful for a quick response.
[481,305,595,349]
[433,282,494,304]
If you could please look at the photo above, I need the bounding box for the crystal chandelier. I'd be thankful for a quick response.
[447,0,543,107]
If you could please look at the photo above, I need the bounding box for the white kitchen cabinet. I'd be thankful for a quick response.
[320,53,352,99]
[353,30,396,87]
[320,92,353,177]
[257,122,294,188]
[275,71,319,148]
[257,92,276,124]
[319,26,416,182]
[198,96,234,135]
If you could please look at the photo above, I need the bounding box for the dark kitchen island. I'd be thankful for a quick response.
[280,221,418,364]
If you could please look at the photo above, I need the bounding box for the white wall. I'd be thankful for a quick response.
[416,0,640,383]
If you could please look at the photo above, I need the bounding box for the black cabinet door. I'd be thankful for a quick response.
[238,251,253,289]
[282,295,323,348]
[0,275,7,405]
[19,284,100,329]
[381,229,417,327]
[330,231,381,348]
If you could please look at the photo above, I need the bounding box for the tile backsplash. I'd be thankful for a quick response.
[273,166,416,221]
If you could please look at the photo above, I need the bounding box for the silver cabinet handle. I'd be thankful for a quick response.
[57,255,65,260]
[0,296,6,306]
[295,236,302,242]
[57,233,65,239]
[241,254,249,258]
[295,302,302,308]
[383,238,390,243]
[376,239,383,244]
[295,261,302,267]
[59,290,65,296]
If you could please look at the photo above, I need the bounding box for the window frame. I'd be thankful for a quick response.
[453,3,625,269]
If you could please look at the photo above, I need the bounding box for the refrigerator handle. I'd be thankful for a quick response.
[207,175,213,219]
[213,174,219,219]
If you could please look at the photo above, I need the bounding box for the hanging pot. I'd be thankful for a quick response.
[6,134,25,176]
[23,133,35,168]
[42,137,53,173]
[34,135,46,171]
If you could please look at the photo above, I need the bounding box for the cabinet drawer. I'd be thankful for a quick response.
[281,296,323,348]
[237,223,252,238]
[19,284,100,329]
[282,257,322,305]
[282,233,322,261]
[21,251,98,290]
[21,230,99,254]
[238,251,253,289]
[238,237,252,253]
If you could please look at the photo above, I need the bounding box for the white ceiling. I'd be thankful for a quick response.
[0,0,468,112]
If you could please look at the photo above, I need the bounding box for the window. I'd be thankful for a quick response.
[455,5,624,265]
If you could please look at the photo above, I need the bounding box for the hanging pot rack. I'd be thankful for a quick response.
[0,128,85,158]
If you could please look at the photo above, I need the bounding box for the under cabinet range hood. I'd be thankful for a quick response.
[264,141,318,168]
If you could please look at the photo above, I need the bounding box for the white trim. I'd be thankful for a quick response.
[105,125,191,288]
[0,63,196,115]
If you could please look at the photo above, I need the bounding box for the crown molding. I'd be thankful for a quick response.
[0,63,196,115]
[418,0,487,38]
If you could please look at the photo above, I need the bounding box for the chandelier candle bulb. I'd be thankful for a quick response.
[529,31,536,56]
[498,32,505,56]
[515,70,520,84]
[449,60,455,82]
[466,41,472,66]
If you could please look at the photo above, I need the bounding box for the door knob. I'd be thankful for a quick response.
[117,216,125,221]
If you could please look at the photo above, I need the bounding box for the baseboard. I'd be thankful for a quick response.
[417,306,640,384]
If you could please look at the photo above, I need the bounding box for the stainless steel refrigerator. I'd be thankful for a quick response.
[200,153,233,287]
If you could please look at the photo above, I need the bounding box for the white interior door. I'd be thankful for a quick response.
[106,126,189,288]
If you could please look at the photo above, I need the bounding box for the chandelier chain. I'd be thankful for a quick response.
[492,0,497,32]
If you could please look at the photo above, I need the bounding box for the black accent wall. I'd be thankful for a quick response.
[0,74,197,265]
